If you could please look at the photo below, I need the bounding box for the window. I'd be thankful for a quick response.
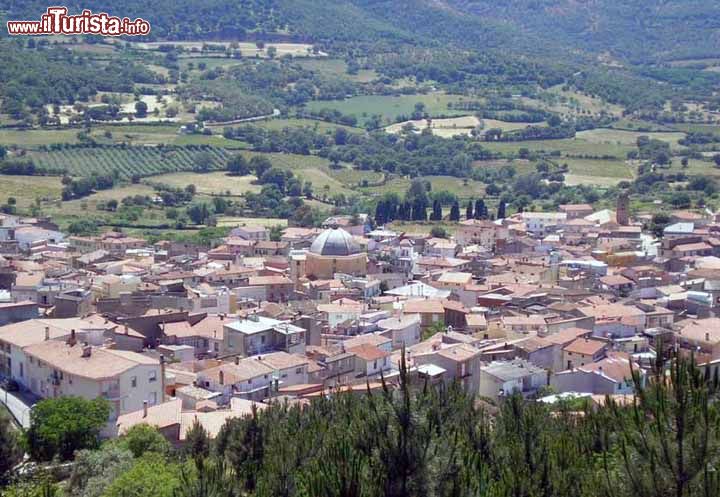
[148,370,157,382]
[295,367,303,374]
[373,360,378,369]
[131,376,137,388]
[247,379,252,384]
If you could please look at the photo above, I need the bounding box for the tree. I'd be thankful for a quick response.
[217,405,264,492]
[0,411,22,482]
[227,155,249,176]
[430,199,442,221]
[466,200,473,220]
[497,201,506,219]
[599,354,720,497]
[250,156,272,178]
[66,443,134,497]
[302,181,313,199]
[135,100,148,118]
[103,452,180,497]
[449,201,460,221]
[193,151,214,173]
[120,424,171,458]
[27,396,110,461]
[474,198,487,219]
[184,419,211,461]
[430,226,447,238]
[186,202,213,225]
[714,154,720,168]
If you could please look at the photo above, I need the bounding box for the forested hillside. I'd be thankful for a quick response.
[4,0,720,61]
[444,0,720,61]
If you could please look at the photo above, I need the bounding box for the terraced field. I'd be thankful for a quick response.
[32,145,231,179]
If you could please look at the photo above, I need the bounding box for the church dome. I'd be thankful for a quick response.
[309,227,361,256]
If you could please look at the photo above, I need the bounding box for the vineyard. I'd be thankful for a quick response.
[32,145,231,179]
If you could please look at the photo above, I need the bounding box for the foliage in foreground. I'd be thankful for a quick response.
[4,354,720,497]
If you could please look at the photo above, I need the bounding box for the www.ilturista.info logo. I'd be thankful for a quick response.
[7,7,150,36]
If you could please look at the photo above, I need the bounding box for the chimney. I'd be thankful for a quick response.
[159,355,166,403]
[706,332,710,342]
[124,325,129,335]
[219,370,225,386]
[235,356,240,365]
[142,400,148,418]
[67,329,77,346]
[82,344,92,358]
[44,326,50,341]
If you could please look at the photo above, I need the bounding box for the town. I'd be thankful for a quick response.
[0,189,714,441]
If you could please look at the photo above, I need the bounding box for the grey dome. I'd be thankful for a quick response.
[310,228,360,256]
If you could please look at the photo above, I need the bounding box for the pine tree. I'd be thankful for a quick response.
[184,419,211,461]
[466,200,474,220]
[449,201,460,221]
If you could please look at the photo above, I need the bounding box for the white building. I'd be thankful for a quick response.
[521,212,567,236]
[22,340,162,422]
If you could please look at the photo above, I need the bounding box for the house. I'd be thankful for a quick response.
[224,315,306,357]
[521,212,567,236]
[413,342,483,393]
[317,298,364,329]
[478,359,547,401]
[196,356,274,402]
[562,337,608,370]
[377,314,422,349]
[559,204,594,220]
[347,343,391,377]
[254,351,309,388]
[23,340,163,422]
[246,276,294,302]
[0,300,38,326]
[163,315,229,357]
[551,354,639,395]
[675,318,720,359]
[230,226,269,242]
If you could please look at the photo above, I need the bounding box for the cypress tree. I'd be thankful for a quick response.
[475,199,486,220]
[375,200,386,225]
[497,201,506,219]
[466,200,474,220]
[430,200,442,221]
[449,201,460,221]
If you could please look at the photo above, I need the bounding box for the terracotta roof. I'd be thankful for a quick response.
[117,398,182,435]
[24,342,157,380]
[563,338,607,356]
[347,343,390,362]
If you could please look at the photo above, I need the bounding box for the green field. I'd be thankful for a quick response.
[481,138,634,158]
[0,129,81,148]
[0,175,63,207]
[147,172,261,196]
[32,145,231,179]
[305,93,469,126]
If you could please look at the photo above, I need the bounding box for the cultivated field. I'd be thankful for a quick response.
[32,145,231,179]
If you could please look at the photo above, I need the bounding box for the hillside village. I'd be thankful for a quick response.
[1,192,718,442]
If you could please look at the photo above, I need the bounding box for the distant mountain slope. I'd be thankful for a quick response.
[3,0,719,62]
[442,0,720,61]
